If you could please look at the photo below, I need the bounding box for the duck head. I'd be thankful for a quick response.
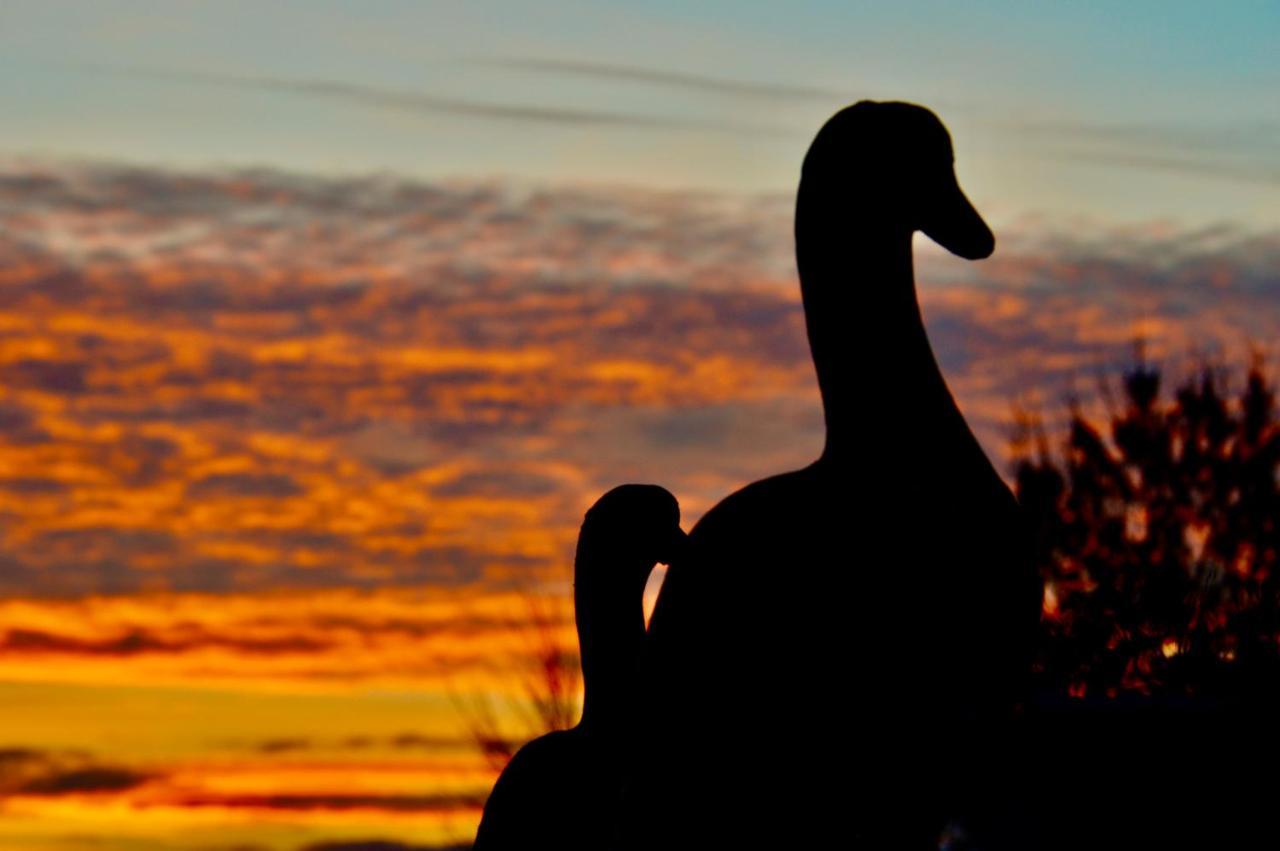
[798,100,994,260]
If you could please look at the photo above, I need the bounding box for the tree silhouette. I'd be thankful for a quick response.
[1013,350,1280,700]
[451,590,581,773]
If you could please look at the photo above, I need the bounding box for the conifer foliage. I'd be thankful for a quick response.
[1014,354,1280,698]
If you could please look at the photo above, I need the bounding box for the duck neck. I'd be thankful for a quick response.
[574,560,649,739]
[796,212,952,466]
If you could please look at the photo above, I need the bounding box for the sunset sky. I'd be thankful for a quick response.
[2,3,1278,849]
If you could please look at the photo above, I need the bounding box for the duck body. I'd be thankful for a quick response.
[635,422,1034,847]
[473,727,624,851]
[619,102,1041,848]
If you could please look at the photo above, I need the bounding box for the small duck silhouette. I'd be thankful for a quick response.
[619,102,1042,848]
[473,484,683,851]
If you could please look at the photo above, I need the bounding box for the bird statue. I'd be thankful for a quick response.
[618,101,1041,849]
[474,484,684,850]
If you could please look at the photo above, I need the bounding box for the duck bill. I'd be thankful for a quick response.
[919,175,995,260]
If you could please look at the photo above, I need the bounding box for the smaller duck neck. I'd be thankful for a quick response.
[574,559,649,738]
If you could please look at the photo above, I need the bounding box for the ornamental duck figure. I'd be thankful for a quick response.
[619,102,1041,849]
[473,484,683,851]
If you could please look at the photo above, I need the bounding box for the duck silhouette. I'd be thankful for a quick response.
[473,484,683,851]
[617,101,1042,848]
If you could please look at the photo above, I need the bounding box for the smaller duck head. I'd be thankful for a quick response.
[799,100,994,260]
[577,484,685,598]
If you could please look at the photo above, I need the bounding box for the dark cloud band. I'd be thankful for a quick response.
[79,64,792,136]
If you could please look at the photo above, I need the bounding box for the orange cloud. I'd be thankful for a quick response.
[0,161,1276,601]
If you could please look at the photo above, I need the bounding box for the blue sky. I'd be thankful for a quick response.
[2,1,1278,223]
